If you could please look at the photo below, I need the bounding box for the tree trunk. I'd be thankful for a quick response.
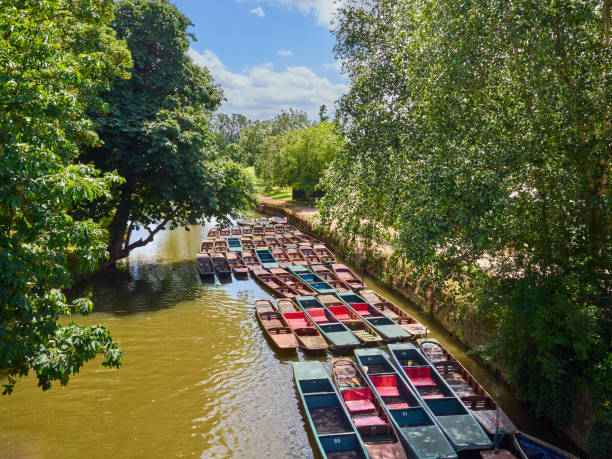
[104,180,135,268]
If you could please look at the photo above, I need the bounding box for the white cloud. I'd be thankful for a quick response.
[240,0,342,27]
[250,6,265,17]
[188,48,347,120]
[277,49,293,56]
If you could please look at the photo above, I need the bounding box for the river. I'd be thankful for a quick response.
[0,220,575,458]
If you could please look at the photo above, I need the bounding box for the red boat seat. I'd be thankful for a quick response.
[328,306,351,321]
[386,402,410,409]
[342,388,376,414]
[404,366,436,387]
[308,308,332,324]
[352,303,372,317]
[370,375,400,397]
[422,394,445,398]
[353,415,387,428]
[284,312,309,329]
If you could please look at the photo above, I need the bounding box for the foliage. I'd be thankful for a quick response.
[0,0,131,393]
[213,113,250,160]
[323,0,611,442]
[256,122,344,197]
[83,0,255,265]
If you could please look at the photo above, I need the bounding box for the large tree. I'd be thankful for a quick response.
[0,0,131,393]
[84,0,254,266]
[323,0,611,452]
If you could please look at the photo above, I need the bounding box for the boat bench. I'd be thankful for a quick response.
[370,375,401,398]
[342,388,376,414]
[328,306,352,321]
[351,303,372,317]
[404,366,436,387]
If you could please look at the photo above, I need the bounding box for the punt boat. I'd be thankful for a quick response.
[286,247,307,265]
[240,237,256,250]
[242,226,253,236]
[254,249,279,269]
[241,250,262,271]
[255,299,298,351]
[512,431,578,459]
[255,217,270,224]
[220,227,231,237]
[285,233,303,245]
[264,224,276,235]
[252,269,298,297]
[284,224,298,232]
[253,224,264,236]
[387,343,493,451]
[226,236,242,252]
[288,265,337,294]
[295,232,321,244]
[195,253,215,278]
[253,236,267,248]
[336,292,412,342]
[318,295,383,345]
[311,265,351,292]
[265,235,282,249]
[417,338,516,436]
[275,234,295,248]
[270,268,316,295]
[237,218,256,226]
[270,216,287,224]
[213,238,228,253]
[225,252,249,277]
[361,290,427,338]
[332,358,408,459]
[314,244,336,263]
[295,295,361,350]
[200,239,214,252]
[354,349,457,459]
[271,248,292,268]
[293,361,369,459]
[274,224,286,233]
[298,244,322,264]
[332,264,367,290]
[230,226,242,236]
[277,299,328,352]
[211,252,232,275]
[206,227,219,239]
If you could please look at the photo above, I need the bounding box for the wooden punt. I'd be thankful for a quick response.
[200,239,214,252]
[270,248,292,268]
[242,226,253,236]
[253,224,264,236]
[206,227,219,239]
[387,343,493,451]
[285,233,303,245]
[354,349,457,459]
[220,227,231,237]
[331,358,408,459]
[264,224,276,235]
[277,298,328,352]
[237,218,256,226]
[295,295,361,350]
[361,290,427,338]
[274,224,286,233]
[294,362,369,458]
[211,252,232,275]
[337,292,412,342]
[270,216,287,224]
[225,252,249,277]
[318,295,383,345]
[252,236,267,248]
[241,250,262,271]
[512,432,578,459]
[314,244,336,263]
[332,263,367,290]
[275,234,294,248]
[310,265,351,292]
[240,237,256,250]
[252,269,299,297]
[294,232,321,244]
[284,224,298,232]
[254,249,280,269]
[255,217,269,224]
[213,238,228,253]
[255,299,298,351]
[195,253,215,277]
[226,236,242,252]
[270,268,316,295]
[288,265,337,295]
[265,235,282,249]
[299,243,322,264]
[417,338,516,436]
[286,247,307,265]
[230,226,242,236]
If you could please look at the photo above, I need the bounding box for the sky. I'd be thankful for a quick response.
[171,0,347,120]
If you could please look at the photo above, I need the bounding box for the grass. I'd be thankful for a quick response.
[245,166,293,202]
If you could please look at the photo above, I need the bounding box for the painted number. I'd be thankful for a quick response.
[334,439,341,444]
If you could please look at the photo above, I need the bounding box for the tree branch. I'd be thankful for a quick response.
[121,205,183,256]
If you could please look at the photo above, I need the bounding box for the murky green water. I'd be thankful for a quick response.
[0,220,576,458]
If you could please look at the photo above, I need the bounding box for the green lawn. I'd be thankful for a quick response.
[245,166,293,202]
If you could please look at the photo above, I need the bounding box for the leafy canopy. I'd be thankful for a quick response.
[0,0,131,393]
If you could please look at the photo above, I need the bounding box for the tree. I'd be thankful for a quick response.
[83,0,255,266]
[213,113,251,153]
[323,0,611,451]
[0,0,131,393]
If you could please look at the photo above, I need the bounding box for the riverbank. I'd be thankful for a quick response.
[256,194,590,455]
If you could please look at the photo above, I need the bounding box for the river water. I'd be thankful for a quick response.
[0,220,574,458]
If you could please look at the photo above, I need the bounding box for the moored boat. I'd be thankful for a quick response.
[226,236,242,252]
[206,227,219,239]
[288,265,337,294]
[353,348,458,459]
[318,295,383,345]
[417,338,516,436]
[213,238,228,253]
[311,264,351,292]
[242,226,253,236]
[230,226,242,236]
[512,431,578,459]
[295,232,321,244]
[332,263,367,290]
[298,243,322,264]
[337,292,412,342]
[252,269,298,297]
[241,250,262,271]
[255,299,298,351]
[225,252,249,277]
[195,253,215,277]
[200,239,214,252]
[295,295,361,350]
[220,227,231,237]
[286,246,307,265]
[254,249,280,269]
[265,235,282,249]
[331,358,408,459]
[314,244,336,263]
[387,343,493,452]
[293,362,369,458]
[277,298,328,352]
[253,224,264,236]
[264,224,276,235]
[275,234,294,248]
[211,252,232,275]
[252,236,267,248]
[361,290,427,338]
[240,237,256,250]
[270,248,292,268]
[274,224,285,233]
[270,268,316,295]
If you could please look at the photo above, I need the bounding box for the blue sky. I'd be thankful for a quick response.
[171,0,347,120]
